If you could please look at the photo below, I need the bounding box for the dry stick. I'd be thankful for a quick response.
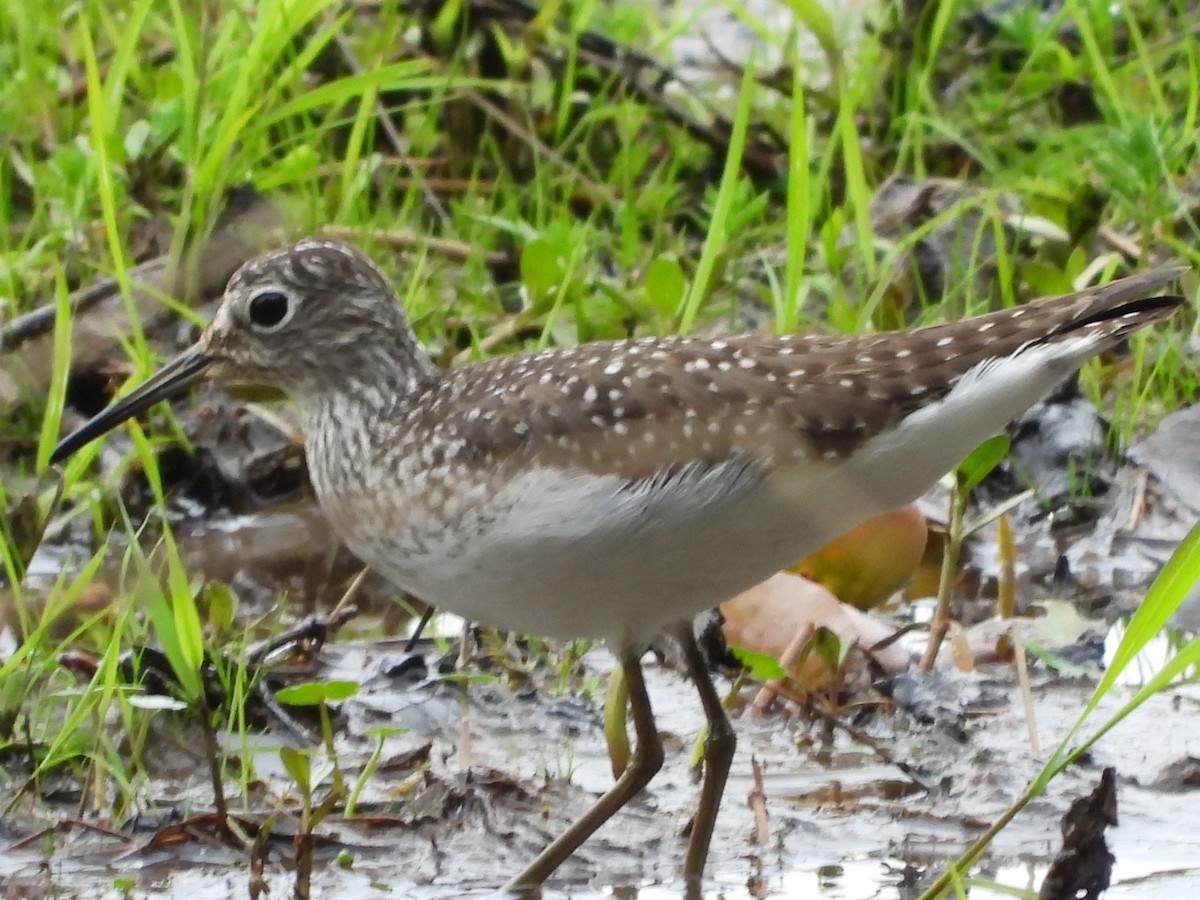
[996,512,1040,753]
[1125,469,1150,532]
[749,622,816,717]
[461,87,619,205]
[562,4,788,176]
[1011,628,1040,754]
[407,0,785,170]
[248,823,271,900]
[451,313,547,367]
[802,699,932,791]
[995,513,1017,620]
[326,24,452,229]
[575,44,784,181]
[320,224,508,267]
[1097,225,1145,262]
[6,817,135,850]
[5,188,286,355]
[0,259,169,352]
[867,619,926,653]
[310,163,496,197]
[921,482,967,671]
[748,756,770,844]
[179,815,242,851]
[241,401,304,446]
[326,565,371,626]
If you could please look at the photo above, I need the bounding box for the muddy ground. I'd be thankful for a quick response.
[4,609,1200,899]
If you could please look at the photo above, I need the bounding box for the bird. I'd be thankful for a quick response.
[50,239,1186,891]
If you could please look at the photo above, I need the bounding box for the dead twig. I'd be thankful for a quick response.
[320,224,508,266]
[0,259,169,353]
[748,756,770,845]
[802,698,933,792]
[749,622,815,717]
[324,19,452,229]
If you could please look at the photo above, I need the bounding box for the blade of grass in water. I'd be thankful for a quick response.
[920,519,1200,898]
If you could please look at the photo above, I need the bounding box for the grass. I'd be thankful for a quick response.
[2,0,1199,896]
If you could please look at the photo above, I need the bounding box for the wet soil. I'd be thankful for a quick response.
[4,629,1200,899]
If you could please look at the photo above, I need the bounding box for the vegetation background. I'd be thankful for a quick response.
[2,0,1200,897]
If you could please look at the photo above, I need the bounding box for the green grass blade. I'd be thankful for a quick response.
[677,53,756,332]
[36,269,73,470]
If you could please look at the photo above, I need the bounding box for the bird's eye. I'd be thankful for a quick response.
[247,290,292,330]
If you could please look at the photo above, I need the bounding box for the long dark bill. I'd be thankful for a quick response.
[50,346,214,464]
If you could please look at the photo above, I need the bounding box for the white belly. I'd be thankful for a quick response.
[343,458,893,648]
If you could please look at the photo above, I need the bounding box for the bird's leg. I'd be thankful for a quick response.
[672,621,737,886]
[504,646,664,891]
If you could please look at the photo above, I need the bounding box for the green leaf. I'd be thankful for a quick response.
[1021,261,1075,298]
[161,527,205,681]
[276,679,360,706]
[136,547,202,700]
[729,645,787,681]
[36,270,72,472]
[642,256,686,317]
[280,746,311,795]
[810,627,844,673]
[259,144,320,191]
[364,726,409,739]
[957,435,1010,492]
[520,237,563,304]
[202,581,238,633]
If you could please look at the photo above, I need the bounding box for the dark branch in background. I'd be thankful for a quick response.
[340,0,790,184]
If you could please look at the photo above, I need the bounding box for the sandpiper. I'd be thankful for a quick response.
[51,240,1185,890]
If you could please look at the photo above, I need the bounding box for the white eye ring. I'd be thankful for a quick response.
[246,289,295,332]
